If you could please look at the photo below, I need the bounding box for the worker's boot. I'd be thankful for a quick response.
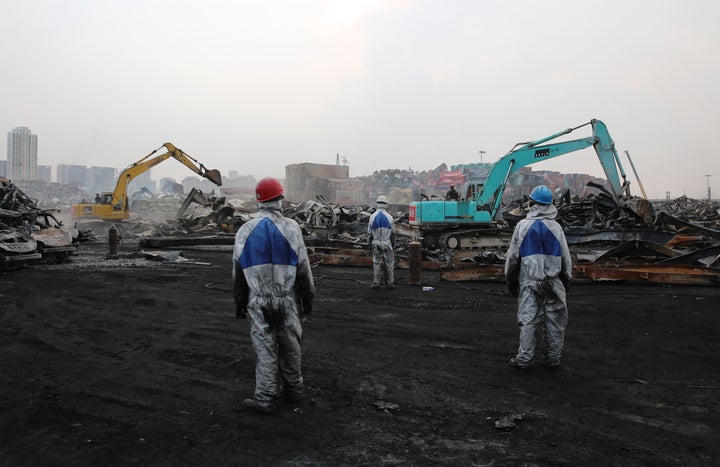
[508,357,532,371]
[240,398,275,414]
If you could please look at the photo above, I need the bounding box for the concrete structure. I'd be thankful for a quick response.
[285,163,365,204]
[7,127,38,181]
[220,173,256,198]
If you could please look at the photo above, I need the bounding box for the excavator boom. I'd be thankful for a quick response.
[71,143,222,221]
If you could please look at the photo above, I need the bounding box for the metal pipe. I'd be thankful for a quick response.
[624,150,648,199]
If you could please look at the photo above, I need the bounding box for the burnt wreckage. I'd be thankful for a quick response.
[1,177,78,269]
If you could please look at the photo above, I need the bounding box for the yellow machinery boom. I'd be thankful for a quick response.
[71,143,222,221]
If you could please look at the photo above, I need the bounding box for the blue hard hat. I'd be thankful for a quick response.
[529,185,553,204]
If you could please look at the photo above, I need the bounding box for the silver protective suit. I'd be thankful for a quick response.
[504,203,572,367]
[232,200,315,409]
[368,205,395,287]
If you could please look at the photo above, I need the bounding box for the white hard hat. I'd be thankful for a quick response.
[376,195,388,204]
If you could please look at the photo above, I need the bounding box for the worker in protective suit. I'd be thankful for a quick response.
[505,185,572,371]
[368,195,395,290]
[232,177,315,413]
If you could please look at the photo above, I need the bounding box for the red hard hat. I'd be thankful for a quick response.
[255,177,285,202]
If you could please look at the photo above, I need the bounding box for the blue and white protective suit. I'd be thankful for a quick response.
[368,205,395,287]
[504,203,572,367]
[232,200,315,409]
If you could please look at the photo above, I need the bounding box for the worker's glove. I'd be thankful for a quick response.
[236,306,247,320]
[561,277,571,294]
[301,291,314,316]
[508,279,519,297]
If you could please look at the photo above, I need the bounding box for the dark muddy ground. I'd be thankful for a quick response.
[1,242,719,466]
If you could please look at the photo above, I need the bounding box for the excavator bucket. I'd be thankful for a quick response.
[204,169,223,186]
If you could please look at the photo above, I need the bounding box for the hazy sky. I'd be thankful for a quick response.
[2,0,718,199]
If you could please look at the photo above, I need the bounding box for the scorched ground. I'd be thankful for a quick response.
[0,243,718,465]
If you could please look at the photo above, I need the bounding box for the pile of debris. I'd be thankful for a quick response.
[1,177,78,269]
[654,195,720,229]
[13,176,717,285]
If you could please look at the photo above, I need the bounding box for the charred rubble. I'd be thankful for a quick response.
[130,183,720,274]
[5,179,720,283]
[0,177,78,269]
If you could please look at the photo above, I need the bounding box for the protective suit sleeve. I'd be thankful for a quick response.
[504,227,521,281]
[299,290,314,315]
[232,260,249,319]
[559,230,573,285]
[504,224,522,296]
[294,225,316,316]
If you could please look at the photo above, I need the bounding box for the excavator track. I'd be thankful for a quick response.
[420,226,512,250]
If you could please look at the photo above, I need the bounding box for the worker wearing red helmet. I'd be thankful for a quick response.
[504,185,572,372]
[232,177,315,413]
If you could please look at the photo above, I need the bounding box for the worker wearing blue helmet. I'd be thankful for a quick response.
[504,184,572,371]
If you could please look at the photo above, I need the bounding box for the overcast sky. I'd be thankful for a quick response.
[2,0,718,199]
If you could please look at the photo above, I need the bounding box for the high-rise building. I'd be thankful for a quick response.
[37,165,52,182]
[87,166,117,194]
[57,164,87,187]
[7,126,38,181]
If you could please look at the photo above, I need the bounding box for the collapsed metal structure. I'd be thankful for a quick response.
[5,177,719,285]
[0,177,78,269]
[131,185,720,286]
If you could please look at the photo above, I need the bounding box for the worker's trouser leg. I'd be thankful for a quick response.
[372,242,394,286]
[542,282,568,365]
[372,244,384,287]
[277,310,304,398]
[382,245,394,286]
[515,284,543,366]
[248,302,303,408]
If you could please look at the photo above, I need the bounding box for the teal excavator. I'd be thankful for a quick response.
[409,119,652,249]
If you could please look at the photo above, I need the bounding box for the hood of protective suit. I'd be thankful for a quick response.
[526,203,558,220]
[258,199,283,212]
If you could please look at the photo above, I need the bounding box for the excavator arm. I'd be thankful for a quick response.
[108,142,222,210]
[477,119,630,219]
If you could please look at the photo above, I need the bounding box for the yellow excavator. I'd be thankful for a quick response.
[71,142,223,221]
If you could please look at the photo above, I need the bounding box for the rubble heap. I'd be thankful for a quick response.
[1,177,78,269]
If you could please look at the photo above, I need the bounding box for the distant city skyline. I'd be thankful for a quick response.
[4,125,713,202]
